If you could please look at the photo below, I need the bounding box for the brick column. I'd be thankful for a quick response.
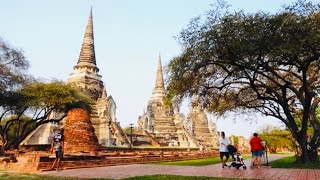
[64,108,99,153]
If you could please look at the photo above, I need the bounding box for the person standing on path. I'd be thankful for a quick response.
[219,131,230,168]
[50,128,64,171]
[250,133,264,168]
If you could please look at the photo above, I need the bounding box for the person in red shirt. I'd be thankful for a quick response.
[250,133,264,168]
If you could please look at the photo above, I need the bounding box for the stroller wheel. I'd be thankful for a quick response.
[243,166,247,170]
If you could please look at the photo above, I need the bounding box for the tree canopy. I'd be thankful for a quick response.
[0,81,92,151]
[258,125,295,153]
[0,38,29,93]
[167,1,320,163]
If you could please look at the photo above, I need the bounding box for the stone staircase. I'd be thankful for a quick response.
[193,121,215,147]
[179,129,199,148]
[142,131,161,147]
[111,122,131,147]
[175,121,199,148]
[153,116,177,134]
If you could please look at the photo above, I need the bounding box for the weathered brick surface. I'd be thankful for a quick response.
[36,149,218,171]
[0,149,218,172]
[64,108,100,153]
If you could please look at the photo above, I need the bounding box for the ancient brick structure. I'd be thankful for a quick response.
[64,108,99,153]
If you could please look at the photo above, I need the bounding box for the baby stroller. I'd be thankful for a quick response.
[227,145,247,169]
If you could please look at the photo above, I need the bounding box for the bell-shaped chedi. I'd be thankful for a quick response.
[64,108,99,153]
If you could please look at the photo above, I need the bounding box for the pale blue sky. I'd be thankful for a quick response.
[1,0,311,138]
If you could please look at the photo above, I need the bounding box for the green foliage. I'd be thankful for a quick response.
[0,38,30,93]
[269,155,320,169]
[123,126,138,134]
[229,135,238,144]
[1,116,37,147]
[0,81,92,150]
[258,126,295,153]
[19,81,92,112]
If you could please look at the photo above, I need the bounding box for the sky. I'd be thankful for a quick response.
[0,0,313,138]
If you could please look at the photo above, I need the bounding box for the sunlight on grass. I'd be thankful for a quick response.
[0,172,80,180]
[153,155,251,166]
[269,155,320,169]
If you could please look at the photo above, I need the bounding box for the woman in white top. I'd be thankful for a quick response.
[219,131,230,168]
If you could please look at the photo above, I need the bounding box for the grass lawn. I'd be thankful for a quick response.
[269,155,320,169]
[122,175,245,180]
[0,172,81,180]
[153,155,251,166]
[0,172,246,180]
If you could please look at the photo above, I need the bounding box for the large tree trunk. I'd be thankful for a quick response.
[300,143,310,163]
[294,131,310,163]
[309,147,318,162]
[297,135,319,163]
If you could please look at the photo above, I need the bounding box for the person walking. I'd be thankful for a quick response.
[50,128,64,171]
[250,133,264,168]
[219,131,230,168]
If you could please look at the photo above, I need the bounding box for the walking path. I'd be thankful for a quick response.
[38,154,320,179]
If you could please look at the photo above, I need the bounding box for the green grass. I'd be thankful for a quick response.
[153,155,251,166]
[269,155,320,169]
[0,172,114,180]
[122,175,245,180]
[0,172,80,180]
[0,172,246,180]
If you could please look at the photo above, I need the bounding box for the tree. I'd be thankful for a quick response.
[167,1,320,163]
[258,125,295,153]
[0,38,29,93]
[0,81,92,153]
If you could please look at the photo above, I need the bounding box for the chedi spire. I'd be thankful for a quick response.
[75,7,98,70]
[154,54,165,93]
[150,54,166,102]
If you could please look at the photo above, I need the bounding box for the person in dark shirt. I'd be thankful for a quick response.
[50,128,64,171]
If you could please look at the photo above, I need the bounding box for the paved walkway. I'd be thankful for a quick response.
[38,155,320,179]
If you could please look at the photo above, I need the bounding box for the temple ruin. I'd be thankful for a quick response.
[21,8,218,149]
[21,8,131,148]
[137,56,219,148]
